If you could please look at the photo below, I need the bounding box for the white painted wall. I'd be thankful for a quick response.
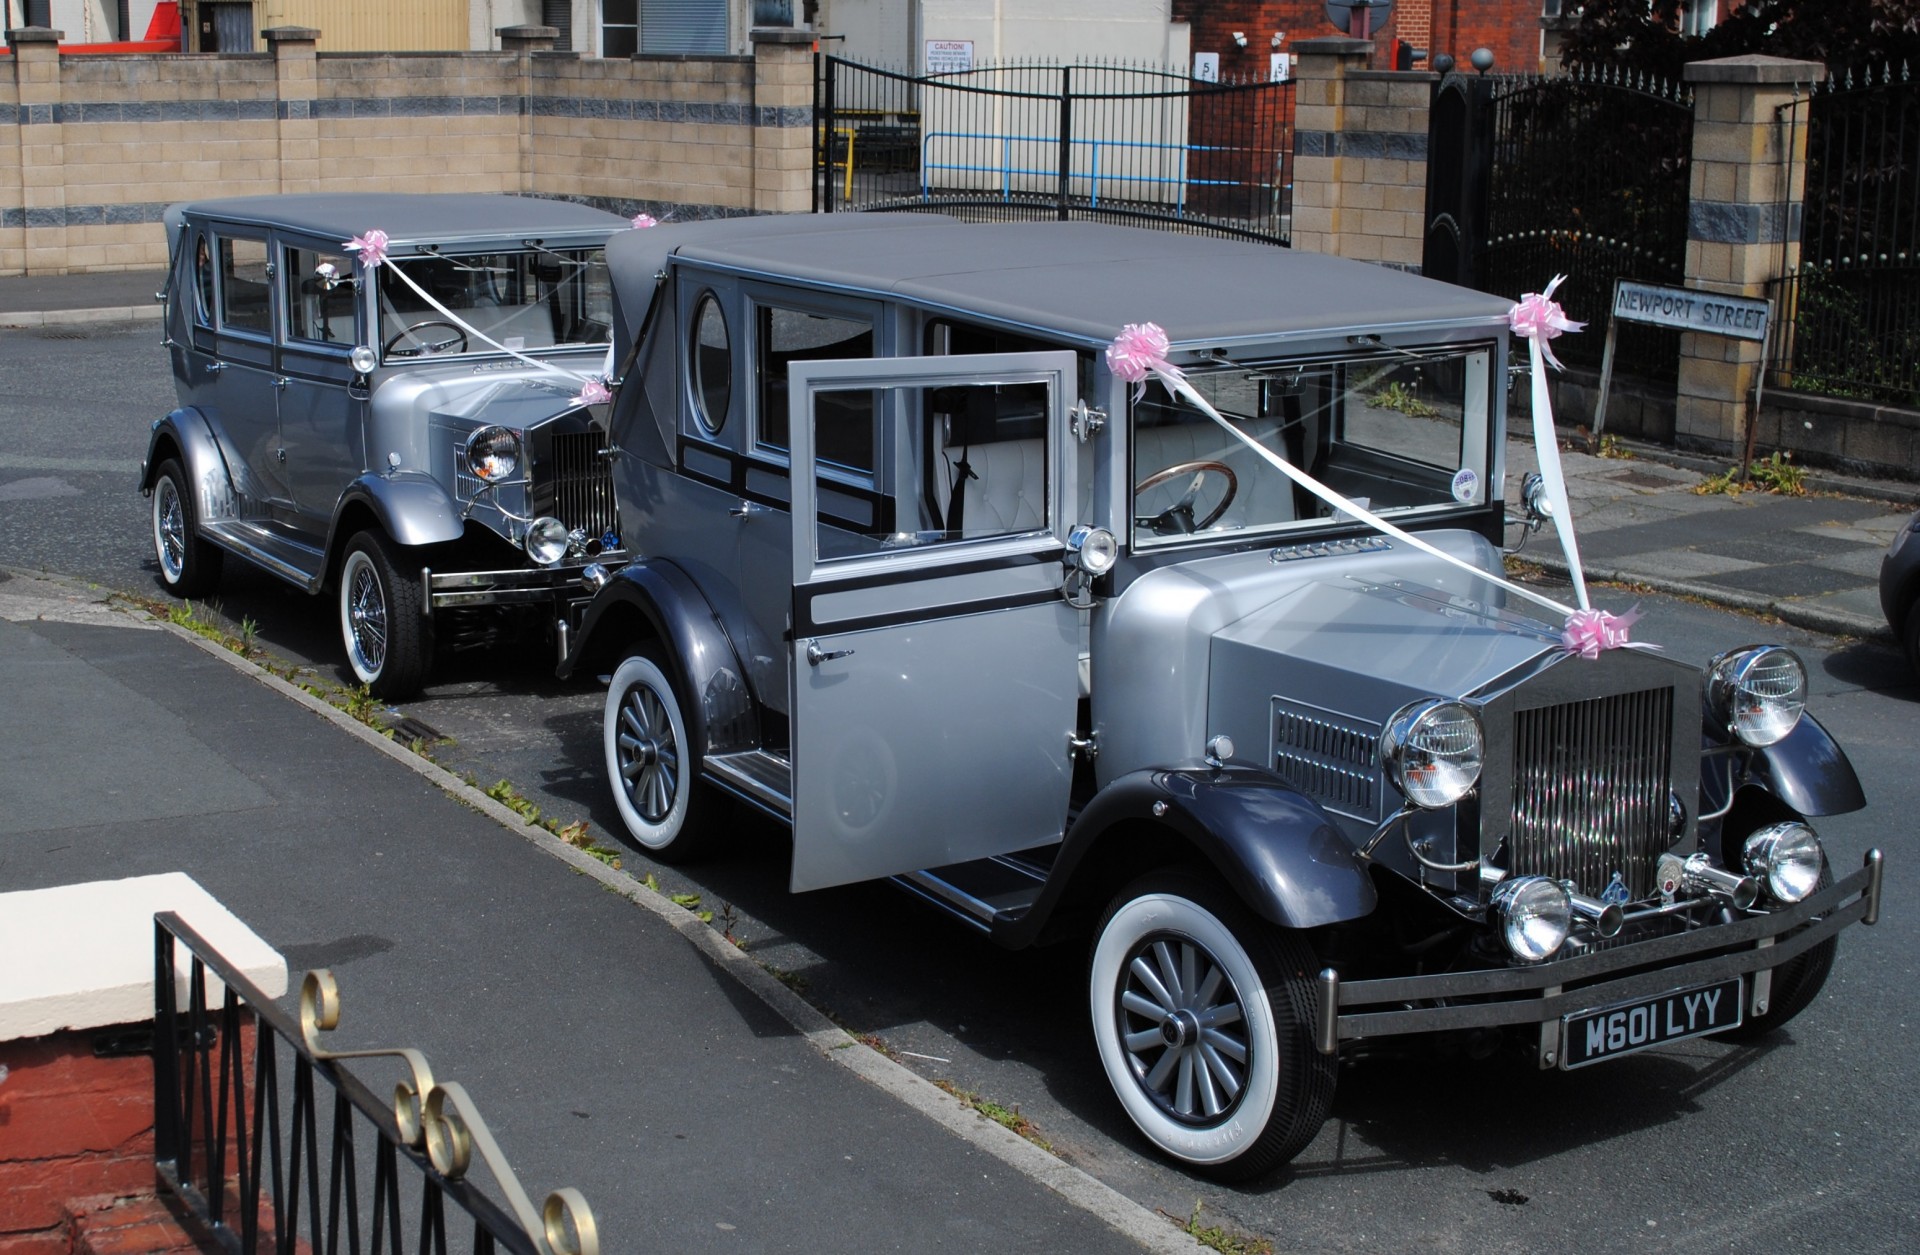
[814,0,1188,73]
[919,0,1188,70]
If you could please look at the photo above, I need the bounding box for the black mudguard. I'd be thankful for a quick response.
[998,764,1376,949]
[1702,712,1867,820]
[558,558,758,756]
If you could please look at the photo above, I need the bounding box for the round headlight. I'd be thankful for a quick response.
[1743,822,1824,904]
[525,516,571,566]
[1066,524,1119,576]
[1382,699,1484,809]
[1491,875,1572,962]
[464,426,522,484]
[350,345,379,375]
[1707,646,1806,747]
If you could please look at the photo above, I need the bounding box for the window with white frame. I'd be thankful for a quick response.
[602,0,638,57]
[1681,0,1719,37]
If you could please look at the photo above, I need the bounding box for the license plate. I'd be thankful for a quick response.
[1560,978,1744,1070]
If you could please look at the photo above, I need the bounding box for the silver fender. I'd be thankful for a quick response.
[141,409,238,526]
[335,472,466,550]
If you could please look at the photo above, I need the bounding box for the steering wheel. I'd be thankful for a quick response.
[383,319,469,358]
[1133,460,1238,533]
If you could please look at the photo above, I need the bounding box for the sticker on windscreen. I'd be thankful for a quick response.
[1451,468,1478,503]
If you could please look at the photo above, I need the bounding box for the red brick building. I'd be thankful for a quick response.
[1172,0,1548,78]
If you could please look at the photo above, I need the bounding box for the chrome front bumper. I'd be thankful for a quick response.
[1316,848,1883,1060]
[424,553,627,611]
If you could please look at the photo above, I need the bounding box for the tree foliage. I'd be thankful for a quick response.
[1559,1,1920,80]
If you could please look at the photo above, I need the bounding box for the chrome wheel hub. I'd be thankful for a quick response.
[347,565,387,672]
[1116,932,1251,1125]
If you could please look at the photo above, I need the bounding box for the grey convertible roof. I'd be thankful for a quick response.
[606,214,1514,349]
[162,194,628,248]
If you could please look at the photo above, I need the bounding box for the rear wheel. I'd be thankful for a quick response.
[603,650,714,862]
[151,458,223,598]
[1089,871,1334,1180]
[338,531,432,699]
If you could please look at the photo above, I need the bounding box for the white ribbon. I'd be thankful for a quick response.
[1521,330,1590,611]
[1157,370,1576,620]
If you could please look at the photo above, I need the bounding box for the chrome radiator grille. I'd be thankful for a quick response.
[535,431,619,539]
[1508,686,1675,899]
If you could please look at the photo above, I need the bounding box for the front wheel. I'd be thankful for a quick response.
[338,531,432,699]
[603,651,714,862]
[151,458,223,598]
[1089,872,1335,1180]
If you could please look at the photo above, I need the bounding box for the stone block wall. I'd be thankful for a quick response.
[0,25,814,275]
[1290,38,1432,269]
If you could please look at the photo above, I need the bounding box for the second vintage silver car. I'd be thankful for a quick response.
[141,193,630,697]
[556,213,1883,1180]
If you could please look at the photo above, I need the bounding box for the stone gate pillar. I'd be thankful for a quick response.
[1291,36,1433,266]
[6,27,65,275]
[752,28,813,215]
[1674,55,1824,453]
[265,27,320,195]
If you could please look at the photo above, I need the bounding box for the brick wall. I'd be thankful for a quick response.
[1172,0,1541,75]
[0,27,814,275]
[0,1026,172,1254]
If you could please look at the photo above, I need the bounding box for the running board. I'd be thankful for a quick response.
[704,750,793,818]
[896,859,1046,934]
[201,520,326,592]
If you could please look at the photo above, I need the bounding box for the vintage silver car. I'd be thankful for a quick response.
[559,214,1883,1179]
[141,194,629,697]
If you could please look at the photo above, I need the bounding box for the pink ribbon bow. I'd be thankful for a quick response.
[1106,322,1185,399]
[1510,275,1585,372]
[343,229,390,269]
[630,213,659,229]
[571,377,613,408]
[1560,606,1645,660]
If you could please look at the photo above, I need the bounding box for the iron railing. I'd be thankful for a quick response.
[154,913,596,1255]
[1473,65,1694,383]
[1768,64,1920,404]
[816,57,1293,246]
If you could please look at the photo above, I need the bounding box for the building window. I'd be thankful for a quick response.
[603,0,637,57]
[541,0,573,52]
[1680,0,1719,38]
[642,0,727,55]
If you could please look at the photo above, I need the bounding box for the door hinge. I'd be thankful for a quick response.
[1069,402,1106,443]
[1068,731,1098,762]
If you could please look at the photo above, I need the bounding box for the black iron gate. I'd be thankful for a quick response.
[815,56,1294,245]
[1427,66,1694,381]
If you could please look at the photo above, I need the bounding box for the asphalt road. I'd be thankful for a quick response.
[4,321,1917,1252]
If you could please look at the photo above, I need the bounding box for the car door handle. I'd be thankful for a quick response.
[805,640,854,667]
[729,501,764,519]
[272,376,289,390]
[205,361,227,373]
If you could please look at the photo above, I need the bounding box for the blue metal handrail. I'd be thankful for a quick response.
[919,130,1283,211]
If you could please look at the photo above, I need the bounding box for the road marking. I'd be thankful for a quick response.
[0,455,141,474]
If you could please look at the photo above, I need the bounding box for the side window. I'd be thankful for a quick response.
[192,232,215,327]
[810,378,1052,563]
[284,245,358,346]
[689,290,731,435]
[757,305,874,474]
[217,236,271,335]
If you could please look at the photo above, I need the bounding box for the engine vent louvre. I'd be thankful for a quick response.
[1271,701,1379,818]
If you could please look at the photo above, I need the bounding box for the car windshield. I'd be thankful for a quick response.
[1129,344,1493,548]
[376,246,613,361]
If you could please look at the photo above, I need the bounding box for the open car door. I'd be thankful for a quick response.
[787,352,1083,892]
